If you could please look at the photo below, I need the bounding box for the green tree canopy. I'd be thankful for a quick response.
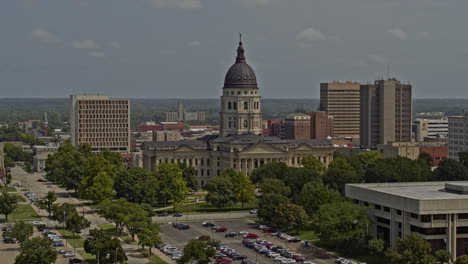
[258,193,289,227]
[275,203,309,234]
[220,169,256,208]
[433,159,468,181]
[178,238,219,264]
[434,249,451,264]
[386,233,433,264]
[258,178,291,197]
[418,152,435,167]
[15,237,57,264]
[300,156,325,175]
[251,161,289,183]
[205,177,236,208]
[84,228,127,264]
[155,163,189,211]
[11,221,34,242]
[312,201,368,246]
[296,181,342,217]
[0,190,18,221]
[45,143,87,191]
[365,156,432,183]
[178,162,199,191]
[455,255,468,264]
[39,191,57,218]
[284,167,321,195]
[138,225,161,255]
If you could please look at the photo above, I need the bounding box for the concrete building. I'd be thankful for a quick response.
[377,141,447,166]
[346,181,468,259]
[143,39,334,186]
[165,102,206,122]
[360,79,412,149]
[414,118,448,142]
[153,131,182,142]
[32,145,59,172]
[284,113,311,140]
[448,113,468,160]
[308,112,334,140]
[70,95,130,152]
[320,81,360,138]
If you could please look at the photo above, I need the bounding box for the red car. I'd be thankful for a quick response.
[215,227,228,232]
[215,258,232,263]
[244,233,259,239]
[262,227,274,233]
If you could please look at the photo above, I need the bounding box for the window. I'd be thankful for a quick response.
[244,102,248,110]
[228,121,232,128]
[244,120,248,128]
[374,204,381,210]
[228,102,232,110]
[421,215,431,223]
[410,213,418,219]
[233,102,237,110]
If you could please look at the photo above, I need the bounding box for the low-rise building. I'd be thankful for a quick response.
[377,141,448,166]
[32,145,59,172]
[413,118,448,142]
[284,113,311,140]
[346,181,468,260]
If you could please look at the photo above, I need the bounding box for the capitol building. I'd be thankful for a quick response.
[142,39,334,186]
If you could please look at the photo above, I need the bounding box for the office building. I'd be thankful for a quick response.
[377,141,447,166]
[284,113,311,140]
[360,79,412,149]
[165,102,206,122]
[346,181,468,260]
[308,112,334,140]
[143,39,334,186]
[70,95,130,152]
[320,81,360,138]
[448,112,468,159]
[414,118,448,142]
[153,131,182,142]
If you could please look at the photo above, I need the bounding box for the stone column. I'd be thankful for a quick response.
[389,209,398,248]
[449,214,457,260]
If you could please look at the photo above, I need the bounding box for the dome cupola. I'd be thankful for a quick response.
[223,37,258,89]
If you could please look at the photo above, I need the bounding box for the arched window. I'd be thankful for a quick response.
[233,102,237,110]
[244,102,248,110]
[228,121,232,128]
[228,102,231,110]
[244,120,248,128]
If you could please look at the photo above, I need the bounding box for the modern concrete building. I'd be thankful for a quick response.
[414,118,448,142]
[448,113,468,160]
[346,181,468,259]
[360,79,412,149]
[153,131,182,142]
[308,112,334,140]
[284,113,311,140]
[143,39,334,186]
[165,102,206,122]
[377,141,448,166]
[70,95,130,152]
[320,81,360,138]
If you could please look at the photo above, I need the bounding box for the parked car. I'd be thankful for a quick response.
[215,227,228,232]
[68,259,82,263]
[244,233,259,239]
[250,209,258,214]
[173,212,183,217]
[158,212,169,217]
[63,252,75,258]
[202,221,216,227]
[175,223,190,230]
[288,238,301,243]
[225,232,237,238]
[53,242,64,247]
[215,258,233,263]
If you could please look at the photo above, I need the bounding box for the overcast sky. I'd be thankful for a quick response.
[1,0,468,98]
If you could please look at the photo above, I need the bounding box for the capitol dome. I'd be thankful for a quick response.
[223,40,258,89]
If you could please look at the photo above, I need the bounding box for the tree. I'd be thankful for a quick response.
[358,151,383,169]
[51,202,75,224]
[115,167,159,204]
[155,163,189,211]
[178,163,199,191]
[365,157,432,183]
[124,206,148,241]
[323,157,361,194]
[312,201,368,247]
[296,181,342,217]
[275,203,309,234]
[97,199,134,235]
[15,237,57,264]
[300,156,325,175]
[0,190,18,221]
[434,159,468,181]
[418,152,435,168]
[40,191,57,218]
[284,167,320,195]
[84,228,127,264]
[251,161,289,183]
[45,143,86,192]
[11,221,34,242]
[459,152,468,168]
[178,238,219,264]
[221,169,256,208]
[368,238,385,256]
[138,226,161,255]
[455,255,468,264]
[386,233,433,264]
[81,170,114,203]
[258,193,289,227]
[205,177,236,208]
[65,211,90,248]
[258,178,291,197]
[434,249,451,264]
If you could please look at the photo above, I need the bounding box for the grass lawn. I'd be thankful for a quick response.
[295,225,318,241]
[141,249,167,264]
[8,205,40,221]
[313,239,391,264]
[78,250,96,263]
[98,223,121,236]
[13,194,26,202]
[164,199,258,213]
[56,228,84,248]
[1,186,17,192]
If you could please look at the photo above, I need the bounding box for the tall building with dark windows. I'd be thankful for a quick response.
[360,79,412,148]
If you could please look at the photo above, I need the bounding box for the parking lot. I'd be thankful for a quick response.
[159,219,337,264]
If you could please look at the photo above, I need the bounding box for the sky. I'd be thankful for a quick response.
[1,0,468,99]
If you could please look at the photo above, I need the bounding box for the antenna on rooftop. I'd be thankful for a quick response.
[387,64,390,80]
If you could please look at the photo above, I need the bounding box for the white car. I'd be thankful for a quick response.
[267,252,280,258]
[250,209,258,214]
[238,230,248,235]
[63,252,75,258]
[281,259,296,264]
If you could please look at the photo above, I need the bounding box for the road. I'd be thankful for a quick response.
[153,212,253,222]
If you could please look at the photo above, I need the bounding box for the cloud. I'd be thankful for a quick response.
[109,41,121,49]
[145,0,201,9]
[239,0,272,6]
[72,40,98,49]
[187,40,201,47]
[297,27,326,42]
[388,28,407,40]
[89,51,105,58]
[31,28,60,43]
[367,54,387,64]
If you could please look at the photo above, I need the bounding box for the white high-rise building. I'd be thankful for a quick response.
[448,112,468,159]
[413,118,448,141]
